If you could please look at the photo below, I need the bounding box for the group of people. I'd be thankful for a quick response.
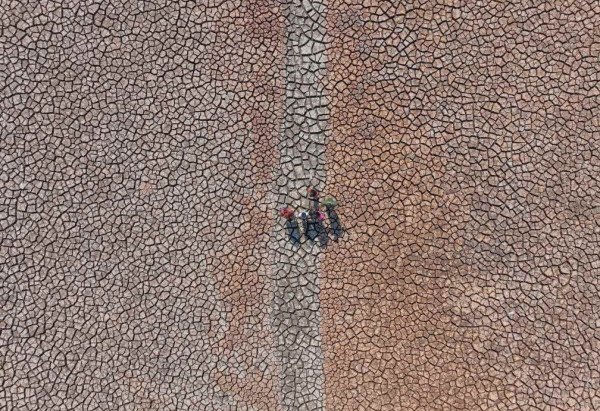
[280,187,344,247]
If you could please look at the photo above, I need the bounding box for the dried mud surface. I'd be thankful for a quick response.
[2,1,599,410]
[321,1,600,410]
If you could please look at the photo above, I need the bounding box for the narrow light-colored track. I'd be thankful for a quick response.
[270,0,330,409]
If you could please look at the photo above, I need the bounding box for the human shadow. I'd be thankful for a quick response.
[296,211,330,248]
[285,218,302,247]
[315,217,329,248]
[284,208,344,248]
[325,206,344,241]
[305,212,319,243]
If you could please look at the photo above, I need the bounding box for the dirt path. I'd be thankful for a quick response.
[270,0,330,409]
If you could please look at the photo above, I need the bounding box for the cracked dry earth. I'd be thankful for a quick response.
[2,0,600,410]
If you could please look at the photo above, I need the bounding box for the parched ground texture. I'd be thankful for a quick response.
[1,0,600,410]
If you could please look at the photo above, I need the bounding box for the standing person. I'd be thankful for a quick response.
[307,187,329,246]
[307,187,320,211]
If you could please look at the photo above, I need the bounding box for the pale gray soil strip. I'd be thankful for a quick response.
[271,0,329,409]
